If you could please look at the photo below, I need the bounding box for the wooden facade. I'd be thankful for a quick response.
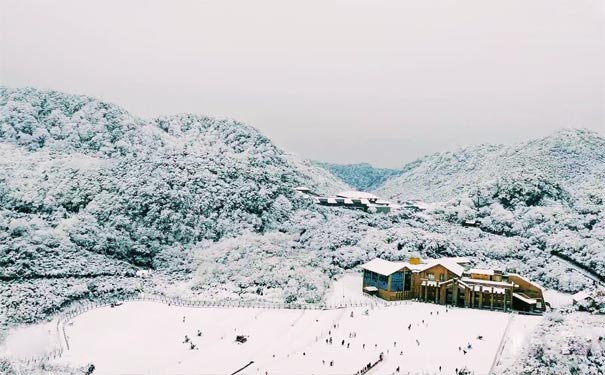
[362,258,545,313]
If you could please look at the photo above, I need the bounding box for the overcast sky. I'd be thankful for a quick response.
[1,0,604,167]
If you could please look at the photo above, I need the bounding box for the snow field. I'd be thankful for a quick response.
[51,300,510,375]
[0,319,60,359]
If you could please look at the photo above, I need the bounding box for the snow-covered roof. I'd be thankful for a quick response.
[363,286,378,292]
[336,191,379,200]
[344,198,354,204]
[361,258,405,276]
[508,273,544,293]
[327,198,337,204]
[419,259,465,277]
[513,293,537,305]
[294,186,310,191]
[469,269,495,276]
[461,277,514,288]
[572,291,591,301]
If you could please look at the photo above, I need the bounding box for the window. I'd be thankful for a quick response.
[439,274,445,282]
[427,272,435,281]
[404,272,412,291]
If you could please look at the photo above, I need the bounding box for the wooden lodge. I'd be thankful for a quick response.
[361,257,545,313]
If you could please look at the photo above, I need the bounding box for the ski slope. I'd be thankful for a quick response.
[40,300,510,375]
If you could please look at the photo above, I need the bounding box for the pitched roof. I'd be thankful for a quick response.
[469,269,495,276]
[361,258,405,276]
[336,191,379,199]
[419,259,464,277]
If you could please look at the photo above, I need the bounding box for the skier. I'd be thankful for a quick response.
[197,330,202,337]
[416,339,420,346]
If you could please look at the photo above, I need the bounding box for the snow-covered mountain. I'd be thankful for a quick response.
[0,87,348,322]
[0,88,602,329]
[312,162,401,191]
[377,129,605,203]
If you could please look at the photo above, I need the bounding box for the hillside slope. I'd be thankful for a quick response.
[377,129,605,203]
[313,162,401,191]
[0,87,347,322]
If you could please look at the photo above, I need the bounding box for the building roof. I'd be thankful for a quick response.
[361,258,405,276]
[461,277,514,288]
[469,269,495,276]
[508,273,544,293]
[419,259,465,277]
[336,191,379,200]
[513,293,538,305]
[572,290,591,301]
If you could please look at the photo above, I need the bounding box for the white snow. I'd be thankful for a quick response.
[335,191,379,200]
[2,275,534,375]
[47,301,510,375]
[543,289,573,308]
[492,314,544,374]
[0,319,60,359]
[360,259,405,276]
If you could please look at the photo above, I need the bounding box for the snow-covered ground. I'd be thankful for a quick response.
[491,314,544,375]
[325,273,375,306]
[1,274,534,375]
[0,319,60,358]
[14,301,509,375]
[542,289,573,309]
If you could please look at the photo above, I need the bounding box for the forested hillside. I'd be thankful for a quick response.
[0,87,347,323]
[376,129,605,284]
[313,162,401,191]
[0,88,601,329]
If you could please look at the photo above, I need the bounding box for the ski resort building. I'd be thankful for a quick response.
[361,257,545,313]
[295,189,395,213]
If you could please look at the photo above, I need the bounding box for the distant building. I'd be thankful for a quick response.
[314,190,394,213]
[462,220,481,228]
[361,257,545,313]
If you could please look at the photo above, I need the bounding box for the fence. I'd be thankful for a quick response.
[19,292,412,365]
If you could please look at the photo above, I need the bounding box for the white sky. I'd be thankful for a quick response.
[1,0,604,167]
